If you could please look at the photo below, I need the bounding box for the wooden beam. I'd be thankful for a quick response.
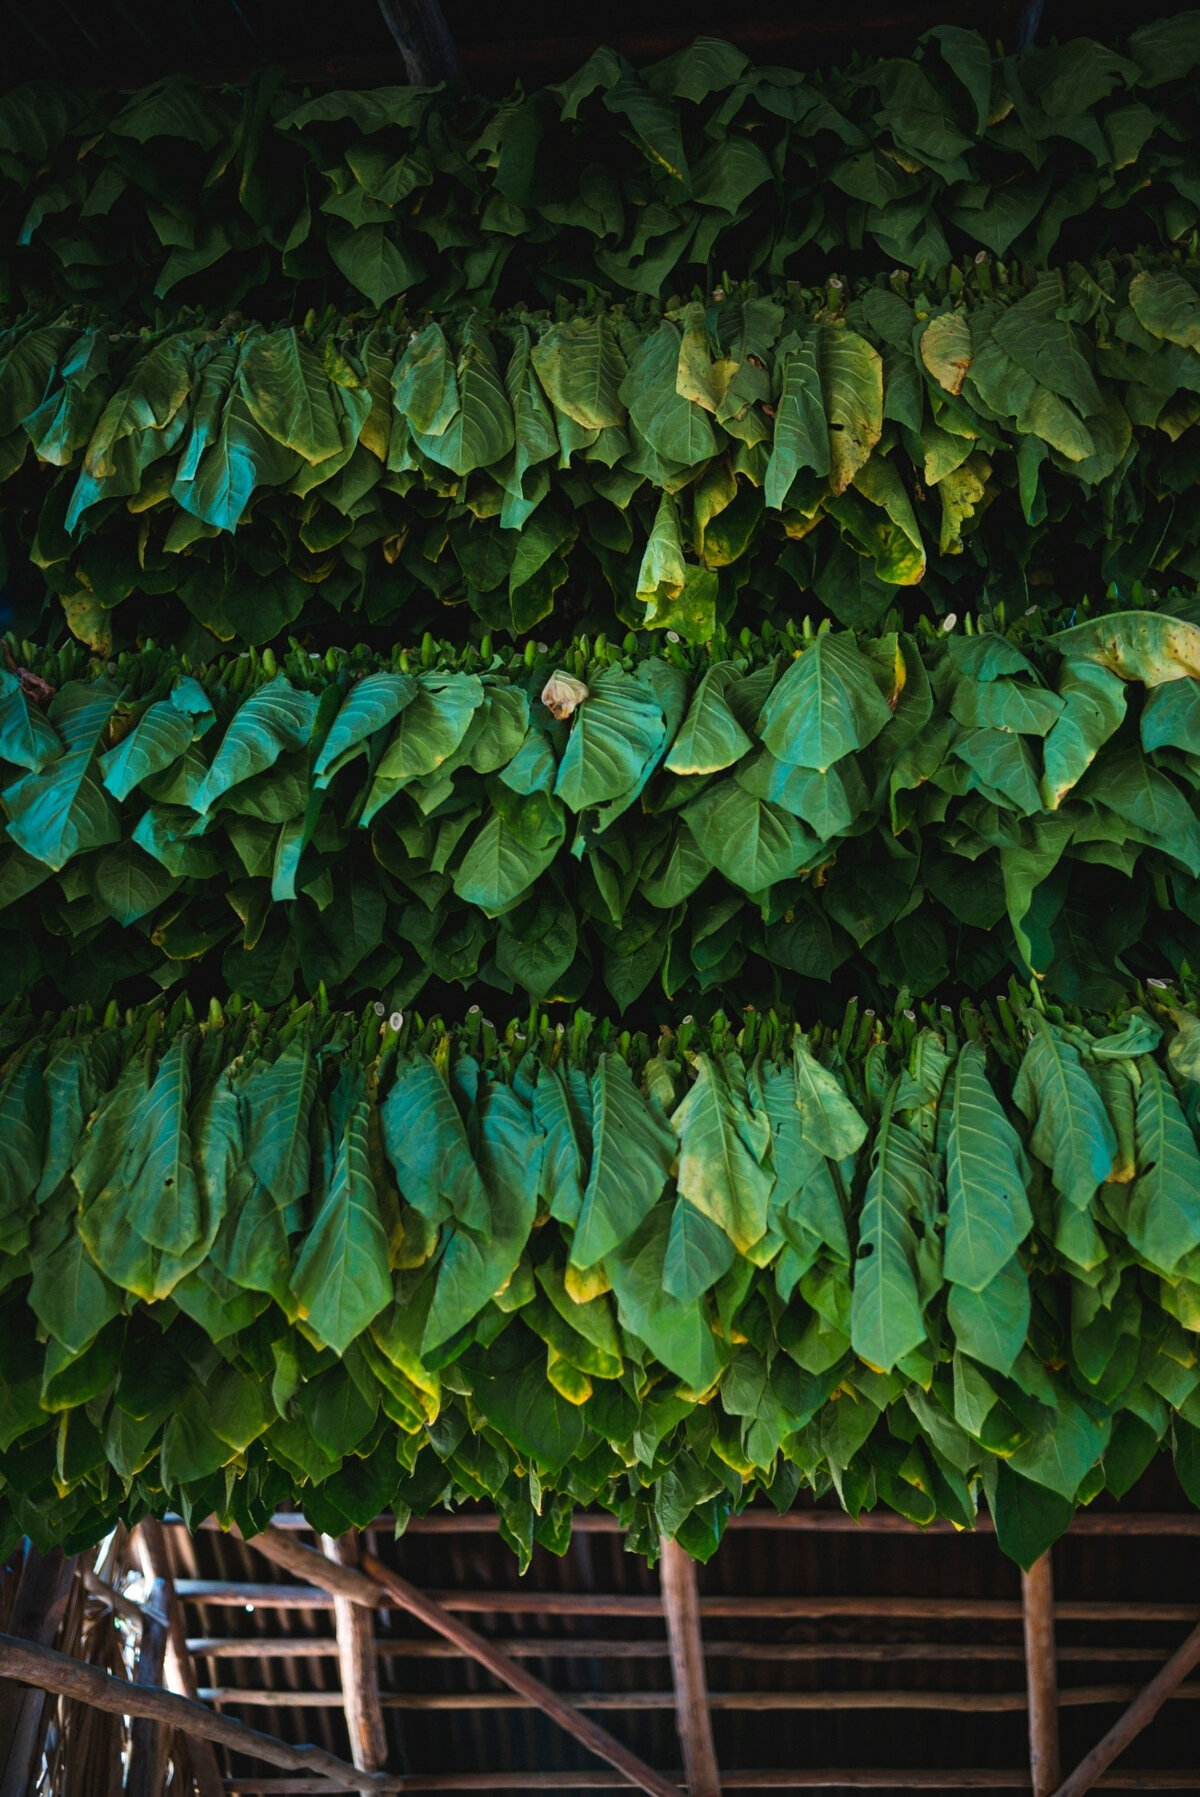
[127,1577,171,1797]
[187,1637,1181,1666]
[191,1510,1200,1537]
[320,1535,387,1791]
[658,1541,721,1797]
[1053,1620,1200,1797]
[0,1545,76,1797]
[195,1685,1200,1713]
[1022,1553,1060,1797]
[172,1583,1200,1622]
[216,1773,1200,1794]
[244,1527,681,1797]
[0,1633,399,1789]
[136,1521,226,1797]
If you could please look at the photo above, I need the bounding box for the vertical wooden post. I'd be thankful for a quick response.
[1022,1551,1060,1797]
[126,1577,170,1797]
[659,1538,721,1797]
[0,1544,75,1797]
[320,1534,388,1790]
[135,1520,226,1797]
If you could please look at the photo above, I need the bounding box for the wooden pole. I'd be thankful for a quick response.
[243,1527,681,1797]
[658,1541,721,1797]
[0,1545,76,1797]
[1022,1553,1060,1797]
[320,1535,388,1791]
[136,1520,227,1797]
[1052,1620,1200,1797]
[127,1577,171,1797]
[0,1633,399,1789]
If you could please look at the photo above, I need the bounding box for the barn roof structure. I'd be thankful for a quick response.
[6,1464,1200,1794]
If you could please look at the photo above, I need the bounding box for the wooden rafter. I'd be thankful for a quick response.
[658,1540,721,1797]
[320,1534,388,1791]
[0,1632,398,1789]
[126,1576,170,1797]
[1022,1552,1060,1797]
[1053,1619,1200,1797]
[245,1525,681,1797]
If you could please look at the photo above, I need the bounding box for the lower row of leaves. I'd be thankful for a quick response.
[4,982,1200,1569]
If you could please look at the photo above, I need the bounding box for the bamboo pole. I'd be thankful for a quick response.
[243,1527,681,1797]
[658,1540,721,1797]
[1053,1620,1200,1797]
[0,1633,399,1789]
[1022,1553,1060,1797]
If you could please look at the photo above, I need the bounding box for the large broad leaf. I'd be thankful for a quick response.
[621,323,717,466]
[423,1082,541,1352]
[241,1039,317,1209]
[792,1040,867,1160]
[990,1463,1074,1571]
[572,1055,675,1267]
[663,1197,737,1303]
[664,664,753,775]
[944,1042,1033,1292]
[1051,612,1200,685]
[553,669,666,813]
[991,274,1104,419]
[531,315,628,429]
[312,673,418,788]
[1126,1060,1200,1274]
[292,1089,392,1354]
[816,324,884,494]
[606,1205,720,1392]
[191,690,314,821]
[238,330,347,465]
[1013,1020,1117,1206]
[683,778,813,890]
[758,634,892,771]
[764,331,829,508]
[453,787,565,912]
[1128,269,1200,350]
[100,679,214,802]
[120,1033,203,1260]
[671,1054,772,1252]
[850,1082,933,1373]
[381,1056,488,1230]
[0,669,62,773]
[0,1049,43,1233]
[947,1255,1029,1376]
[534,1063,593,1227]
[361,674,484,823]
[1040,660,1126,809]
[3,680,120,870]
[411,320,515,476]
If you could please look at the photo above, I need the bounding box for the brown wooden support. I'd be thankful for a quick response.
[136,1520,226,1797]
[126,1577,172,1797]
[320,1534,388,1790]
[0,1633,399,1789]
[1022,1552,1060,1796]
[1053,1619,1200,1797]
[658,1540,721,1797]
[0,1545,76,1797]
[245,1526,681,1797]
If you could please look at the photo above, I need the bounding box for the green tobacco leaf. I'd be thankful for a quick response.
[193,678,317,814]
[817,324,884,494]
[671,1054,772,1252]
[293,1091,392,1354]
[553,669,666,813]
[764,331,828,509]
[792,1040,867,1160]
[947,1256,1029,1376]
[313,673,417,788]
[684,778,812,890]
[531,316,628,429]
[850,1084,933,1372]
[664,665,752,775]
[1128,268,1200,349]
[1013,1020,1118,1206]
[1041,660,1126,809]
[453,788,565,912]
[758,634,892,771]
[238,330,347,465]
[382,1056,489,1230]
[3,681,120,870]
[122,1033,203,1259]
[0,671,63,773]
[1126,1061,1200,1274]
[361,674,484,822]
[944,1043,1033,1292]
[990,1462,1074,1570]
[606,1205,720,1392]
[241,1038,317,1208]
[663,1197,737,1303]
[572,1055,675,1268]
[412,321,515,476]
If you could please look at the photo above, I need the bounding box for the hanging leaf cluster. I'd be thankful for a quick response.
[3,611,1200,1015]
[3,983,1200,1571]
[7,255,1200,650]
[3,20,1200,318]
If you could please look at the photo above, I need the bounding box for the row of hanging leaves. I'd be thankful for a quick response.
[2,20,1199,317]
[2,980,1200,1570]
[5,255,1200,649]
[3,610,1200,1014]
